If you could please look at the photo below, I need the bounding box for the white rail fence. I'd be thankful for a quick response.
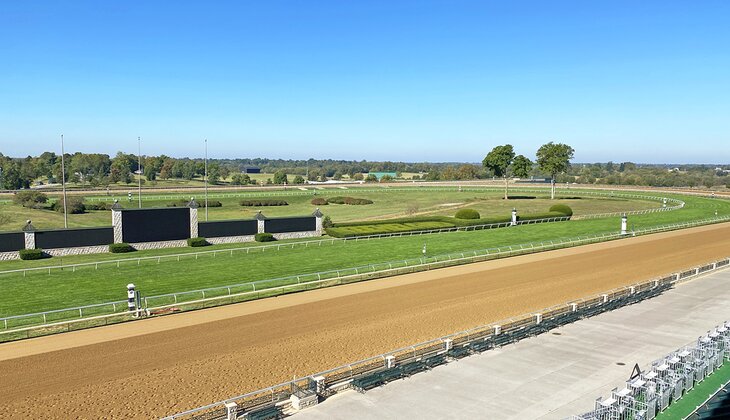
[2,214,728,340]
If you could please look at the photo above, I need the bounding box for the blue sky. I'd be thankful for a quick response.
[1,1,728,163]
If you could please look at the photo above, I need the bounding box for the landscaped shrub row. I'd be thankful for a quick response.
[19,249,44,260]
[255,232,276,242]
[549,204,574,216]
[167,200,222,208]
[109,243,135,253]
[517,211,570,221]
[455,208,480,219]
[311,197,328,205]
[326,196,373,205]
[187,237,209,247]
[240,200,288,207]
[85,202,111,211]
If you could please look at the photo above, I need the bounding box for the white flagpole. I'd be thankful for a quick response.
[60,134,68,228]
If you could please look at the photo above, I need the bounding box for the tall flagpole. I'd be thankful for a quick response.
[137,137,142,208]
[60,134,68,228]
[204,139,209,221]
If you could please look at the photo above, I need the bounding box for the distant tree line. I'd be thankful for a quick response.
[0,150,728,190]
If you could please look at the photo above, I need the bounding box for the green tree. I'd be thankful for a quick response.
[365,174,378,182]
[292,175,305,184]
[536,142,575,199]
[512,155,533,180]
[482,144,515,199]
[273,170,289,185]
[207,164,221,184]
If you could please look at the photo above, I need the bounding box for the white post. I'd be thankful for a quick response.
[111,200,123,243]
[621,213,628,235]
[385,355,396,369]
[511,208,518,226]
[663,198,667,208]
[22,220,36,249]
[602,294,609,303]
[127,284,136,312]
[494,325,501,335]
[60,134,68,228]
[535,313,542,324]
[444,338,453,351]
[313,376,326,394]
[570,303,578,312]
[224,402,237,420]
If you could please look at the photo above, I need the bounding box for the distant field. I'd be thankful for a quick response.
[0,187,659,231]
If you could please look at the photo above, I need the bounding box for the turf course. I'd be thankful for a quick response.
[0,190,727,319]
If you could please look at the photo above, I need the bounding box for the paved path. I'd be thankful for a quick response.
[296,268,730,420]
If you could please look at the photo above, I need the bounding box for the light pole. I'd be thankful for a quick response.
[204,139,209,221]
[137,137,142,208]
[60,134,68,228]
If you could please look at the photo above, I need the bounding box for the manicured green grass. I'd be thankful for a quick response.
[0,187,658,231]
[0,192,727,318]
[656,361,730,419]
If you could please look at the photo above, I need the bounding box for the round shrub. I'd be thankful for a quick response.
[255,232,276,242]
[311,197,328,205]
[109,243,135,253]
[549,204,573,216]
[187,237,209,247]
[85,202,110,211]
[19,248,45,260]
[455,208,480,220]
[53,196,85,214]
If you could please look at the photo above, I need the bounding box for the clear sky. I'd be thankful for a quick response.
[1,1,728,163]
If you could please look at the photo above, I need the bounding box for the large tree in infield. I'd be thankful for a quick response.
[512,154,533,179]
[536,142,575,199]
[483,144,515,200]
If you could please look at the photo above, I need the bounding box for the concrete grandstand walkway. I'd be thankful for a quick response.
[295,268,730,420]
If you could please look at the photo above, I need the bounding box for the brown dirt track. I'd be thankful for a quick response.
[1,223,729,419]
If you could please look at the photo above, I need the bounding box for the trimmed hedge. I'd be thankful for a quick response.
[85,202,111,211]
[240,199,288,207]
[326,196,373,205]
[517,211,569,221]
[187,237,209,247]
[167,200,222,208]
[549,204,573,216]
[19,248,45,260]
[311,198,328,205]
[255,232,276,242]
[455,208,480,220]
[109,243,135,253]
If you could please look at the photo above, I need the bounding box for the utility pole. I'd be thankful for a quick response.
[204,139,209,221]
[137,137,142,208]
[60,134,68,228]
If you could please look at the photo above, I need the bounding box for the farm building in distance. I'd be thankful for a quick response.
[242,166,261,174]
[368,171,397,180]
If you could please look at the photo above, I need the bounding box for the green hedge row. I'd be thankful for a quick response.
[109,243,135,253]
[255,232,276,242]
[240,199,288,207]
[187,237,209,247]
[19,249,45,260]
[326,196,374,205]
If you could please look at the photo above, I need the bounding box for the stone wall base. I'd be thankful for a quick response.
[272,231,321,240]
[0,251,19,261]
[130,240,189,250]
[45,245,110,257]
[206,235,256,245]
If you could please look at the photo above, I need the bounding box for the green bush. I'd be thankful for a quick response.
[109,243,135,253]
[13,191,48,209]
[455,208,480,219]
[311,197,328,205]
[326,196,373,205]
[549,204,573,216]
[255,232,276,242]
[322,215,333,228]
[187,237,209,247]
[85,202,110,211]
[19,248,45,260]
[167,200,222,208]
[518,211,570,221]
[240,199,288,207]
[52,196,85,214]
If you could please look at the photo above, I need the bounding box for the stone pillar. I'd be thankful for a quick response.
[188,198,199,238]
[312,376,326,394]
[255,211,266,233]
[621,213,628,235]
[22,220,36,249]
[312,208,324,234]
[224,402,237,420]
[511,208,518,226]
[111,200,124,243]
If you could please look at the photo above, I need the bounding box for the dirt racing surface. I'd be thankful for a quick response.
[1,223,729,419]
